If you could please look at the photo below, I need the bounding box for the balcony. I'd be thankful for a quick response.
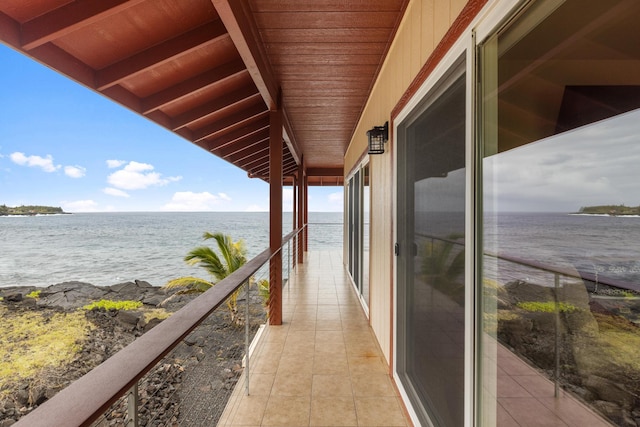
[218,250,410,426]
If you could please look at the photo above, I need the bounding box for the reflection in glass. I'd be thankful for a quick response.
[480,1,640,425]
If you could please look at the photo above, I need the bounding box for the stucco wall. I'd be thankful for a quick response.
[344,0,468,364]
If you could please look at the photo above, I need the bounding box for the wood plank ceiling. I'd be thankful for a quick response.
[0,0,407,186]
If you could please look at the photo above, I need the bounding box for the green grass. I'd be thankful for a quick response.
[516,301,578,313]
[83,299,143,311]
[0,306,94,396]
[26,290,41,299]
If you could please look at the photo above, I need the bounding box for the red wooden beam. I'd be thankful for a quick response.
[142,59,248,114]
[201,117,269,150]
[212,0,301,164]
[171,87,260,130]
[96,20,228,90]
[234,144,268,165]
[193,105,268,142]
[213,130,270,158]
[21,0,147,51]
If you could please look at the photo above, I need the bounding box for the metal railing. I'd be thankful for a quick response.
[14,226,306,427]
[417,233,639,399]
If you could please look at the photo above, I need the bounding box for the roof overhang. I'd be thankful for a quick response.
[0,0,408,187]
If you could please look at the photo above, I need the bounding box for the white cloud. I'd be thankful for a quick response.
[10,152,60,172]
[106,159,126,168]
[107,161,182,190]
[485,109,640,211]
[245,204,267,212]
[62,200,99,212]
[328,191,343,204]
[103,187,130,198]
[64,165,86,178]
[162,191,230,211]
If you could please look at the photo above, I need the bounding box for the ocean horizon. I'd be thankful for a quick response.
[0,211,343,288]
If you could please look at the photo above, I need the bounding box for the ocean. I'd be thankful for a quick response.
[484,212,640,290]
[2,211,638,290]
[0,212,343,288]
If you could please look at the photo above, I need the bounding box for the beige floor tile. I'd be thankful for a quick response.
[499,397,569,426]
[289,320,317,331]
[312,374,353,397]
[286,330,316,344]
[251,351,281,374]
[313,352,350,374]
[497,375,533,398]
[229,395,268,426]
[262,396,311,426]
[263,325,289,343]
[512,373,555,397]
[315,330,344,342]
[538,396,611,427]
[348,357,388,375]
[346,341,380,358]
[315,319,344,330]
[244,373,275,396]
[310,397,358,426]
[277,355,314,374]
[271,370,313,396]
[355,397,407,426]
[351,374,396,397]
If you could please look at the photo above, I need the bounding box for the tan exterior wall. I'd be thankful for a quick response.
[344,0,468,364]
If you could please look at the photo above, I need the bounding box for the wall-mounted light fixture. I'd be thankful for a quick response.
[367,121,389,154]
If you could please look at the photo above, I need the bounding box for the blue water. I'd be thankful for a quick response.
[484,212,640,288]
[0,212,343,288]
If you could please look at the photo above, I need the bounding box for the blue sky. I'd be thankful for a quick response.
[0,44,343,212]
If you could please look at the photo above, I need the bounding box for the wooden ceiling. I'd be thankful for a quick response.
[0,0,407,186]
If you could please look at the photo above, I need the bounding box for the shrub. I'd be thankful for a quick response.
[83,299,143,311]
[26,290,41,299]
[516,301,578,313]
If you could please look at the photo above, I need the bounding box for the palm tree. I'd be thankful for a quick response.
[164,232,247,321]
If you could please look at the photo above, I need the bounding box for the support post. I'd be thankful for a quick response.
[297,160,305,263]
[269,107,283,325]
[303,173,308,252]
[292,175,298,268]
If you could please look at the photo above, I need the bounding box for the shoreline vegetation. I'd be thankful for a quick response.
[574,204,640,216]
[0,280,266,425]
[0,205,68,216]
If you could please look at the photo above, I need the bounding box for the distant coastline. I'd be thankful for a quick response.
[0,205,69,216]
[572,204,640,216]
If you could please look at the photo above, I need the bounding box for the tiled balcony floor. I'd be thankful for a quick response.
[218,250,611,427]
[217,251,410,427]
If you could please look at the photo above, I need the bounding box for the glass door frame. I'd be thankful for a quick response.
[346,158,371,313]
[392,31,477,427]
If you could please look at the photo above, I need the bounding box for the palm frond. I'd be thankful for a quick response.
[163,276,214,293]
[185,246,228,281]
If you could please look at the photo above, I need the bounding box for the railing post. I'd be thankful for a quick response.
[554,272,560,398]
[244,280,250,396]
[126,382,138,427]
[287,240,291,283]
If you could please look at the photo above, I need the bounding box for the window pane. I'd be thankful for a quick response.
[480,1,640,425]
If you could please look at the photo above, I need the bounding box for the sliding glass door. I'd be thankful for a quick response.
[347,163,370,309]
[397,60,466,427]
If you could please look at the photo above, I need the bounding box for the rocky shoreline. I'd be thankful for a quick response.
[497,280,640,426]
[0,280,266,426]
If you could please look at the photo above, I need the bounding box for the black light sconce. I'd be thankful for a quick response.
[367,121,389,154]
